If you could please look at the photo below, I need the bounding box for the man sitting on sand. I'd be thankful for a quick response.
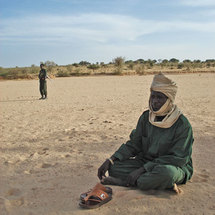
[98,73,194,193]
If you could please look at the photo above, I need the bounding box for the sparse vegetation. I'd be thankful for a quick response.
[87,64,100,73]
[0,58,214,80]
[135,64,145,75]
[113,56,125,75]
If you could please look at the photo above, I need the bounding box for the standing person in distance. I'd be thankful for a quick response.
[38,63,48,100]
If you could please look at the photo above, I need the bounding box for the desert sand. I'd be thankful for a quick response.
[0,73,215,215]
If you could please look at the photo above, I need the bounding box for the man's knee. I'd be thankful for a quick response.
[137,165,183,190]
[154,165,177,180]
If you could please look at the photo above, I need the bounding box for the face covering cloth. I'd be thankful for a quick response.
[149,73,181,128]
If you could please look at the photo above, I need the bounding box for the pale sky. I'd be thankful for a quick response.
[0,0,215,67]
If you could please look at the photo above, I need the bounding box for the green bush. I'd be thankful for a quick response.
[56,70,70,77]
[113,56,125,68]
[128,62,134,70]
[177,63,184,69]
[87,64,100,73]
[0,70,10,79]
[112,68,123,75]
[135,65,145,75]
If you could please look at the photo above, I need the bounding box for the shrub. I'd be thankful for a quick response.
[0,70,10,79]
[112,69,122,75]
[72,63,79,67]
[135,64,145,75]
[66,65,73,74]
[113,57,125,75]
[56,70,70,77]
[45,60,57,67]
[113,57,125,68]
[87,64,100,72]
[128,62,134,70]
[177,63,184,69]
[79,61,90,66]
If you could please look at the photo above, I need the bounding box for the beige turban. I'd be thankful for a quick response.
[150,73,177,102]
[149,73,181,128]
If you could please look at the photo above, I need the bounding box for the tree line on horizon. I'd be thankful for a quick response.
[0,57,215,80]
[39,58,215,69]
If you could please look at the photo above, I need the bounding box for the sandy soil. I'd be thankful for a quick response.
[0,73,215,215]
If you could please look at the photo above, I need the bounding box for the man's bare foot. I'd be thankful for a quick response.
[173,183,183,194]
[101,176,126,186]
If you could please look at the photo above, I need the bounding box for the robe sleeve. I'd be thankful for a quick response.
[43,69,47,79]
[144,120,194,172]
[112,113,145,161]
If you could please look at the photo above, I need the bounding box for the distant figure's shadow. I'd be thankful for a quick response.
[0,98,40,102]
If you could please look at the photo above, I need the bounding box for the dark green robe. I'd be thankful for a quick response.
[38,69,47,97]
[109,110,194,189]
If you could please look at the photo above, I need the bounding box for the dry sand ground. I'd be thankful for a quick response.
[0,73,215,215]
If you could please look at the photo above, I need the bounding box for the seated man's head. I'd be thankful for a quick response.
[150,91,168,111]
[149,73,177,114]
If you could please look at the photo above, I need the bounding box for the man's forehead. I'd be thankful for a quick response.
[151,90,167,97]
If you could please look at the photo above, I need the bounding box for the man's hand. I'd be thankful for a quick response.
[126,167,146,186]
[97,159,111,180]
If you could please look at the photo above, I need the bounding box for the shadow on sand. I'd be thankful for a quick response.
[0,98,42,102]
